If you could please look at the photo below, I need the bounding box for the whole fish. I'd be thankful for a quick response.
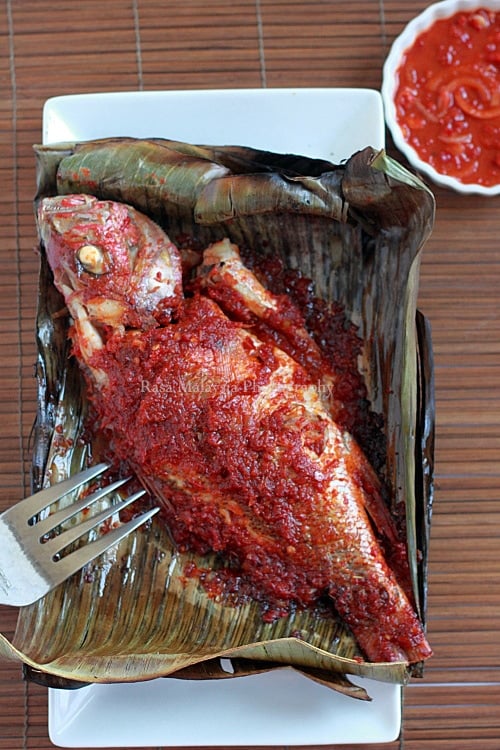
[37,193,432,665]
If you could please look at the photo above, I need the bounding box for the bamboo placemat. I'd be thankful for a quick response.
[1,1,500,748]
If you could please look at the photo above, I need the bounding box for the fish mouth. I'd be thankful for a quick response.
[37,195,101,250]
[38,193,98,222]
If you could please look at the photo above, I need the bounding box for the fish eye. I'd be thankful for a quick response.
[77,244,109,275]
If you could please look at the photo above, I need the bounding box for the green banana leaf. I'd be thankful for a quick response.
[0,139,435,699]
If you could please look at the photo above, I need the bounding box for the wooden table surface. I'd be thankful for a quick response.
[1,1,500,748]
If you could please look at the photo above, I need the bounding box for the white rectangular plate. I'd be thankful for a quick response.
[49,671,401,747]
[42,87,384,161]
[43,88,398,748]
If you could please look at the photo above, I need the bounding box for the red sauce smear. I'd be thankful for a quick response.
[394,8,500,186]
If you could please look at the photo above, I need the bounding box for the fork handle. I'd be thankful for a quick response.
[0,518,51,606]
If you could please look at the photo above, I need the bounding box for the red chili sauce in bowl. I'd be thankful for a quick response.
[394,8,500,187]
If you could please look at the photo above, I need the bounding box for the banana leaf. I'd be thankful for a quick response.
[0,139,435,699]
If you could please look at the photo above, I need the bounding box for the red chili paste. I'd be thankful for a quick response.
[241,252,387,475]
[84,250,404,628]
[394,8,500,186]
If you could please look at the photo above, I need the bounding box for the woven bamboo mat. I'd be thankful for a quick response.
[1,0,500,748]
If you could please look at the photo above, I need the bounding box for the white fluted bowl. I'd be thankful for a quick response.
[382,0,500,196]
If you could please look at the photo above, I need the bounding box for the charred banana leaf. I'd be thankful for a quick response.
[1,138,435,696]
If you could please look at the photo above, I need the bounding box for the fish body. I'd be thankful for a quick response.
[37,193,431,665]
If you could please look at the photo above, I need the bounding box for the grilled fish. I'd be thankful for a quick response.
[37,193,432,664]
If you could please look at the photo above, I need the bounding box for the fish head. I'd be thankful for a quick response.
[37,194,183,332]
[38,193,184,387]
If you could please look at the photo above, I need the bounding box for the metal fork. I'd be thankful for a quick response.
[0,463,159,606]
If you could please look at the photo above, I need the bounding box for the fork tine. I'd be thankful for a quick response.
[34,476,131,538]
[51,507,160,580]
[9,462,110,523]
[45,489,148,557]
